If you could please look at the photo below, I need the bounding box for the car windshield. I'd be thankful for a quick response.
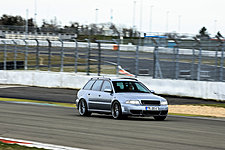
[112,81,150,93]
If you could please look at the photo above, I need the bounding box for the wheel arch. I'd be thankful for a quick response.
[78,98,88,108]
[111,99,120,108]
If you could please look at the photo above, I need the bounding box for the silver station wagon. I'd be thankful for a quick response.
[76,77,168,120]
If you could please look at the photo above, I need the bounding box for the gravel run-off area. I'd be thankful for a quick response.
[169,105,225,118]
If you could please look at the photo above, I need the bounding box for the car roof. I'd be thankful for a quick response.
[90,77,138,82]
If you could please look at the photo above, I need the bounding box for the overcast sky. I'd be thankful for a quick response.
[0,0,224,36]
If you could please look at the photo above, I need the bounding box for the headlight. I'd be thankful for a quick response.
[126,100,140,105]
[161,100,168,106]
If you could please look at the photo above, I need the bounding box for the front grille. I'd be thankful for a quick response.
[141,100,160,106]
[143,111,160,115]
[130,110,168,116]
[160,110,168,115]
[130,110,142,114]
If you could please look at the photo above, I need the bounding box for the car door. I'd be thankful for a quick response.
[88,79,104,110]
[80,79,96,108]
[98,80,114,111]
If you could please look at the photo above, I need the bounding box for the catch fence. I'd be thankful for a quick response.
[0,37,224,82]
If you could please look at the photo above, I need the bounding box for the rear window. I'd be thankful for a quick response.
[83,80,95,90]
[91,80,103,91]
[101,81,112,91]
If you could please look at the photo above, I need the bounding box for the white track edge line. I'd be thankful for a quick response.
[0,137,87,150]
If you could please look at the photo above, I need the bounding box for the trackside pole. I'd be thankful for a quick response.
[113,39,120,77]
[47,39,52,71]
[74,39,78,73]
[97,41,101,76]
[12,40,17,70]
[2,40,7,70]
[219,40,224,81]
[59,39,64,72]
[191,45,196,80]
[85,39,91,75]
[135,37,140,78]
[173,39,180,80]
[34,39,39,70]
[23,40,28,70]
[194,37,201,81]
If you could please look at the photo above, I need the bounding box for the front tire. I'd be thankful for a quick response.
[111,101,122,119]
[78,99,91,116]
[154,116,167,121]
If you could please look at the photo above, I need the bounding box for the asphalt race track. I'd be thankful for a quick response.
[1,102,225,150]
[0,86,223,105]
[0,85,225,150]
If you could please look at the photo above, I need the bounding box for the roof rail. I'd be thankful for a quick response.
[91,77,111,80]
[119,77,138,81]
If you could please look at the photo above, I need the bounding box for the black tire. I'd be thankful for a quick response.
[78,99,91,116]
[154,116,167,121]
[111,101,123,119]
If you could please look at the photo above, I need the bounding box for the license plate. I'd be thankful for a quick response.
[146,106,159,111]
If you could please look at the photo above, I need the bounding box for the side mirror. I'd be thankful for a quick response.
[150,90,155,94]
[104,88,113,93]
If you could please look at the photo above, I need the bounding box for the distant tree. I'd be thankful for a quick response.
[110,23,120,36]
[64,22,80,34]
[41,19,59,29]
[89,23,98,35]
[70,22,79,28]
[199,27,209,37]
[28,18,35,27]
[0,14,25,26]
[122,28,129,37]
[217,31,223,38]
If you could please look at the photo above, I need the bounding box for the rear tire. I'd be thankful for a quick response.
[154,116,167,121]
[111,101,122,119]
[78,99,91,116]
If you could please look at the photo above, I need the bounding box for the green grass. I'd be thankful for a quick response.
[0,51,117,74]
[0,141,47,150]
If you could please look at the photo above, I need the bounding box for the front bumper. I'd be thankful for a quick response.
[121,104,168,116]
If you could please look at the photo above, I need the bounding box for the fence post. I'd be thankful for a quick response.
[153,40,157,78]
[215,43,219,80]
[191,46,196,80]
[151,38,162,78]
[97,41,101,76]
[74,39,78,73]
[23,39,28,70]
[173,39,180,79]
[219,39,224,81]
[12,40,17,70]
[46,39,51,71]
[34,39,39,70]
[135,38,140,78]
[113,39,120,76]
[85,39,91,75]
[194,37,201,81]
[59,39,64,72]
[2,40,7,70]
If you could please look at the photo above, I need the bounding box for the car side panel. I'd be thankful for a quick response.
[88,91,113,111]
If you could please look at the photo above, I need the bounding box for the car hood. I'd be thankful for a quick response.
[115,93,165,101]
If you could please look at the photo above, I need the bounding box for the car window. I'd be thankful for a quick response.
[112,81,150,93]
[91,80,103,91]
[83,80,95,90]
[135,82,148,92]
[101,81,112,91]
